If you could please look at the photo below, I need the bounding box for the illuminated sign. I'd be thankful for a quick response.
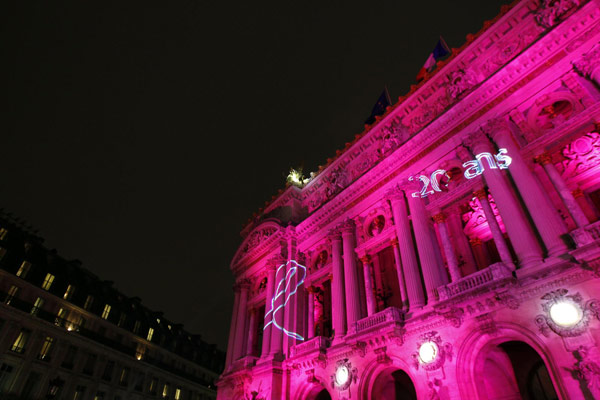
[410,149,511,198]
[263,260,307,341]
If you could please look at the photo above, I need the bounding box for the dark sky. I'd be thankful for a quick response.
[3,0,509,351]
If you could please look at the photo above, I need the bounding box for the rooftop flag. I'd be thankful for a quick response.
[416,37,450,81]
[364,87,392,126]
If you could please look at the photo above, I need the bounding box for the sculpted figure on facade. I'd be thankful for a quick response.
[446,68,478,101]
[573,41,600,81]
[534,0,583,29]
[573,346,600,398]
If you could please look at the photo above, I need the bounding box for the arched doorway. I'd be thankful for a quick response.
[372,369,417,400]
[314,388,331,400]
[475,340,558,400]
[304,386,331,400]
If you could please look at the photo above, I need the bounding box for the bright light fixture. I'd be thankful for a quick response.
[418,341,438,364]
[335,365,349,386]
[549,301,582,327]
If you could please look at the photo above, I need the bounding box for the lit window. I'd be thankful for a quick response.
[175,388,181,400]
[149,377,158,393]
[0,247,7,261]
[73,385,86,400]
[5,285,19,304]
[41,273,55,290]
[93,391,105,400]
[38,336,54,361]
[84,295,94,310]
[31,297,44,315]
[133,320,141,334]
[118,312,127,327]
[55,307,67,327]
[101,304,111,320]
[147,328,154,341]
[135,343,145,360]
[119,367,129,386]
[16,261,31,278]
[162,383,169,398]
[0,228,8,240]
[64,284,75,300]
[11,329,29,353]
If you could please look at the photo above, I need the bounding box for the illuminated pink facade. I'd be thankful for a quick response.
[217,1,600,398]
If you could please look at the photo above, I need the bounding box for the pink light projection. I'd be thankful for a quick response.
[263,260,307,341]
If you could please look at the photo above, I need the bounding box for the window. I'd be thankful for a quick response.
[118,312,127,327]
[55,307,67,327]
[84,295,94,310]
[31,297,44,315]
[61,345,78,369]
[41,273,55,290]
[135,343,145,360]
[38,336,54,361]
[83,353,97,375]
[64,284,75,300]
[147,327,154,341]
[0,363,14,393]
[119,367,129,386]
[101,304,111,319]
[93,391,105,400]
[73,385,86,400]
[175,388,182,400]
[102,360,114,381]
[16,261,31,278]
[77,315,86,329]
[0,247,6,261]
[11,329,30,353]
[149,377,158,394]
[0,228,7,240]
[162,383,169,399]
[133,320,141,334]
[5,285,19,305]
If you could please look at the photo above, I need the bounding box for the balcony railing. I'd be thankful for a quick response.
[290,336,330,357]
[437,262,513,300]
[354,307,404,334]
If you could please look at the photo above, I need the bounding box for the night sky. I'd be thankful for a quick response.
[3,0,509,351]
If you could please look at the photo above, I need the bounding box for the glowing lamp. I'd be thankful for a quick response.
[549,301,582,327]
[418,341,438,364]
[335,365,349,386]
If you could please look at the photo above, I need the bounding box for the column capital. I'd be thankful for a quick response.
[390,237,399,248]
[432,212,447,223]
[469,237,483,246]
[327,228,342,241]
[306,285,318,294]
[359,254,372,264]
[340,219,356,235]
[533,152,552,165]
[572,42,600,79]
[481,117,513,142]
[385,186,406,202]
[326,273,333,282]
[455,145,473,163]
[572,188,585,198]
[463,131,494,154]
[234,279,251,291]
[473,188,488,200]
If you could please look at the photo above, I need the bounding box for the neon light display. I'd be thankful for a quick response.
[263,260,307,341]
[410,149,512,198]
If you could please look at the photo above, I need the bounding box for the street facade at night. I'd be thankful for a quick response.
[219,0,600,399]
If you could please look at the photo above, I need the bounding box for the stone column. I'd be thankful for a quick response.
[261,262,276,358]
[534,153,589,228]
[387,188,425,308]
[446,203,478,276]
[485,119,568,257]
[306,286,316,339]
[406,185,448,302]
[246,309,257,357]
[225,286,241,369]
[572,188,598,222]
[342,220,363,330]
[390,238,408,309]
[464,132,543,268]
[473,188,515,269]
[432,212,462,282]
[329,229,347,341]
[573,42,600,85]
[232,280,250,361]
[470,237,487,269]
[359,255,377,316]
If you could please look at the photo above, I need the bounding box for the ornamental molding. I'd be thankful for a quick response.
[330,358,358,391]
[411,331,453,372]
[534,0,587,29]
[294,4,600,245]
[534,288,600,337]
[231,221,285,270]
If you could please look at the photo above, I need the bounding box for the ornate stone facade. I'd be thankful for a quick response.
[218,0,600,398]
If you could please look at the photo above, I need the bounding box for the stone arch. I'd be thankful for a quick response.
[358,356,422,400]
[455,322,566,400]
[293,373,331,400]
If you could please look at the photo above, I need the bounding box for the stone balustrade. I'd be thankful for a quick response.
[570,220,600,247]
[437,262,513,300]
[354,307,404,334]
[289,336,331,358]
